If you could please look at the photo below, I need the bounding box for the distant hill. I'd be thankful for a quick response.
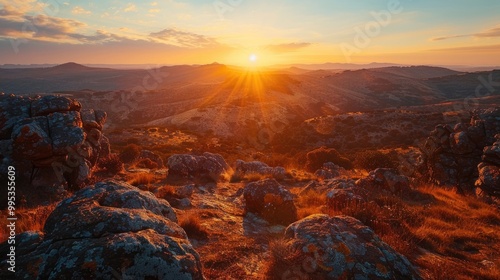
[372,66,462,79]
[275,62,403,70]
[1,63,499,139]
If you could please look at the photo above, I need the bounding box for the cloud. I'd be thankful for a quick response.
[149,9,160,13]
[0,0,47,16]
[71,6,92,15]
[432,26,500,41]
[124,3,136,12]
[150,28,220,48]
[475,27,500,38]
[427,44,500,53]
[0,14,86,41]
[151,2,158,6]
[264,42,312,53]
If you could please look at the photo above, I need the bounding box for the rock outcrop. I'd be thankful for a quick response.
[0,181,203,279]
[421,108,500,193]
[476,134,500,197]
[167,152,230,181]
[233,160,287,180]
[0,94,110,195]
[356,168,411,196]
[278,214,421,279]
[243,178,297,225]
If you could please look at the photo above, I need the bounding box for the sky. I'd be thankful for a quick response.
[0,0,499,66]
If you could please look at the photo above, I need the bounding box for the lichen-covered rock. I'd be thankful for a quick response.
[476,134,500,197]
[233,159,287,180]
[0,94,110,198]
[167,152,230,181]
[48,111,85,155]
[280,214,421,279]
[11,117,52,160]
[356,168,410,195]
[0,93,31,139]
[0,181,204,280]
[31,95,81,116]
[80,108,107,131]
[243,178,297,225]
[326,181,366,210]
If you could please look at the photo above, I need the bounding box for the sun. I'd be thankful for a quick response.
[249,54,257,62]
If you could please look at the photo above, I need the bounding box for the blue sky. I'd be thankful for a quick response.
[0,0,499,65]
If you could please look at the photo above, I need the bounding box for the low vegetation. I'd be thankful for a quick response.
[293,185,500,280]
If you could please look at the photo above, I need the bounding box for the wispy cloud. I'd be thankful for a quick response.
[432,26,500,41]
[124,3,136,12]
[264,42,312,53]
[427,44,500,53]
[71,6,92,15]
[149,9,160,14]
[150,28,220,48]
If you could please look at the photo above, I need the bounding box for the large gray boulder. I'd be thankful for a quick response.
[167,152,230,181]
[275,214,421,279]
[243,178,297,225]
[0,181,204,280]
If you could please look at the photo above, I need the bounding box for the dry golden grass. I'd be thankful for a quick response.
[410,187,500,280]
[295,189,325,219]
[179,211,209,240]
[0,203,57,243]
[155,185,177,199]
[292,183,500,279]
[126,172,157,187]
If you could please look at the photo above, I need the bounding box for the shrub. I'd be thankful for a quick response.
[304,146,352,172]
[96,153,123,174]
[119,144,141,164]
[353,150,398,170]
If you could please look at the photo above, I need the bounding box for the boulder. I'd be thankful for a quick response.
[140,150,164,169]
[167,152,230,181]
[0,94,110,203]
[279,214,421,279]
[81,109,107,131]
[0,93,31,139]
[0,181,204,279]
[314,162,343,180]
[356,168,411,195]
[48,111,85,155]
[233,159,287,180]
[11,117,52,160]
[243,178,297,225]
[31,95,81,116]
[326,182,365,210]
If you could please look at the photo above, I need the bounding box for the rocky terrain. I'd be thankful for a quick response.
[1,65,500,279]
